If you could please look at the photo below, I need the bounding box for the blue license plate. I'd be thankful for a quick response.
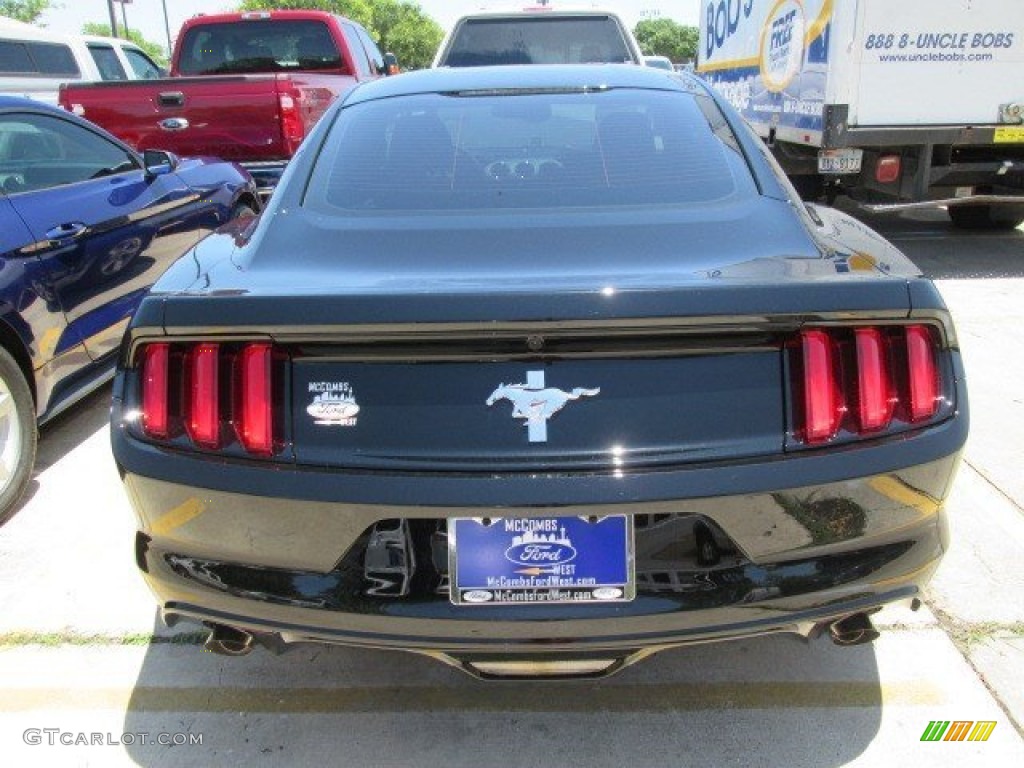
[449,515,634,606]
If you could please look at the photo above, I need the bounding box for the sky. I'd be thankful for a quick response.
[39,1,701,55]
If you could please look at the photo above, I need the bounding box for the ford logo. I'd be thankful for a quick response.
[462,590,493,603]
[505,541,577,566]
[159,118,189,132]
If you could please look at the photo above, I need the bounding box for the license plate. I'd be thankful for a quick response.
[448,515,634,606]
[818,148,863,174]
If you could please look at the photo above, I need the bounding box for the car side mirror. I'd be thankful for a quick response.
[143,149,178,178]
[381,52,399,76]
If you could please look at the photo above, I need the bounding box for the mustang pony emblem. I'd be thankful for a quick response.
[486,371,600,443]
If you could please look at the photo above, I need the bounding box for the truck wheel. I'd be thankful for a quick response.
[0,346,36,526]
[948,203,1024,230]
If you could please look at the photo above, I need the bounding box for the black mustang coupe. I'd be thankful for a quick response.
[111,65,967,679]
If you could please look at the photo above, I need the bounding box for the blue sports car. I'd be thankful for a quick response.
[0,95,260,523]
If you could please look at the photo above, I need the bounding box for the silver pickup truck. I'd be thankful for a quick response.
[433,8,643,67]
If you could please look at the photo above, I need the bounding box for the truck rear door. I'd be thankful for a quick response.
[63,76,290,162]
[850,0,1024,127]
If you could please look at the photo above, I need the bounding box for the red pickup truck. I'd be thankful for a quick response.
[59,10,395,197]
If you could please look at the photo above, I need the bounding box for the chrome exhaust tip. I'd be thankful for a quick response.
[829,613,880,647]
[204,624,254,656]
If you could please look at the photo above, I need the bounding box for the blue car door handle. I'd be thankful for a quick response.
[44,222,89,241]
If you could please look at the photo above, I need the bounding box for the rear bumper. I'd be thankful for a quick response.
[120,450,957,659]
[239,160,288,200]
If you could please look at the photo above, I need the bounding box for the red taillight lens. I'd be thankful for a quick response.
[185,343,220,448]
[793,324,945,446]
[875,155,901,184]
[800,329,842,443]
[279,92,305,154]
[141,343,170,438]
[906,325,939,421]
[855,327,895,432]
[235,343,274,455]
[137,340,283,456]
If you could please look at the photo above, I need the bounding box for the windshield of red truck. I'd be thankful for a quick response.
[443,17,633,66]
[177,20,348,75]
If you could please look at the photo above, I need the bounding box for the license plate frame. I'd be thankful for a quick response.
[817,148,863,175]
[448,515,635,606]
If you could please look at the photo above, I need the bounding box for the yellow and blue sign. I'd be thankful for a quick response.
[699,0,834,137]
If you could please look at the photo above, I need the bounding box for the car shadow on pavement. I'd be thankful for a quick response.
[3,383,113,525]
[122,614,883,767]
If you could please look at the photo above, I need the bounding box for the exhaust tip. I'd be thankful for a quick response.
[204,624,254,656]
[829,613,880,647]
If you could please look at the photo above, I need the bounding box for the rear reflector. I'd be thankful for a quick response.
[141,343,170,439]
[235,343,274,455]
[855,327,895,432]
[801,329,842,443]
[906,325,939,421]
[185,343,220,448]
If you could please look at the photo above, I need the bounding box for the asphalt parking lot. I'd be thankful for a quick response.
[1,206,1022,767]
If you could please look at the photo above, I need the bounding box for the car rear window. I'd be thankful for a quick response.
[442,16,633,66]
[177,20,346,75]
[306,88,757,214]
[0,40,79,77]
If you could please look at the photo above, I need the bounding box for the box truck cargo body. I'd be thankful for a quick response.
[698,0,1024,228]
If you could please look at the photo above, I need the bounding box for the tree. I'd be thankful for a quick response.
[82,23,168,66]
[0,0,51,23]
[633,18,699,64]
[237,0,443,70]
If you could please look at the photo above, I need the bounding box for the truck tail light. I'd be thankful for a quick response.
[279,92,305,155]
[875,155,901,184]
[138,341,285,457]
[791,325,946,446]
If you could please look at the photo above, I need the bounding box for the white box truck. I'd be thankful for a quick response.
[698,0,1024,228]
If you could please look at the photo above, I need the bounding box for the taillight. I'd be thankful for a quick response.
[906,325,939,422]
[185,343,220,448]
[137,341,284,456]
[141,343,170,439]
[854,327,895,432]
[800,329,842,444]
[791,324,946,446]
[875,155,901,184]
[235,343,274,455]
[279,92,305,154]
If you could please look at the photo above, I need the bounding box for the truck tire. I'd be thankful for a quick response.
[948,203,1024,230]
[0,346,36,526]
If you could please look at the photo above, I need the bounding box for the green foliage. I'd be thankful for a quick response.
[237,0,443,70]
[81,23,168,66]
[633,18,699,63]
[0,0,51,23]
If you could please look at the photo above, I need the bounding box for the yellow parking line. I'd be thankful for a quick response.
[151,498,205,537]
[869,476,941,515]
[0,681,943,713]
